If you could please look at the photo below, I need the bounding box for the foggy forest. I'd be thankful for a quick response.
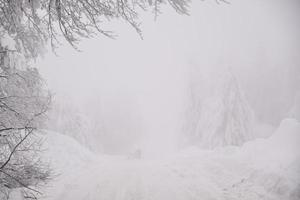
[0,0,300,200]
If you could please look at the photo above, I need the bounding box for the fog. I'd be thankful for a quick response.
[36,0,300,155]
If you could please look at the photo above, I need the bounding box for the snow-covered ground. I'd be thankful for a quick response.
[40,119,300,200]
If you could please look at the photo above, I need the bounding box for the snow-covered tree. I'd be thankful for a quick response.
[0,0,190,59]
[184,69,255,149]
[0,44,51,199]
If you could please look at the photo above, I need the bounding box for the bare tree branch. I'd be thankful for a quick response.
[0,128,35,170]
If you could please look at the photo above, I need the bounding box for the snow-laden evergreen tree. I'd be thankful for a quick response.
[184,68,255,149]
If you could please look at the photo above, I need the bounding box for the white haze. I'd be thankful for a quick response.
[36,0,300,156]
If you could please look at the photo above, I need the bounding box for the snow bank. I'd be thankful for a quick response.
[235,118,300,200]
[179,118,300,200]
[241,118,300,169]
[38,130,98,200]
[39,130,96,172]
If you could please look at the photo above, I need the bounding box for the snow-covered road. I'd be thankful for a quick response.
[42,119,300,200]
[45,153,299,200]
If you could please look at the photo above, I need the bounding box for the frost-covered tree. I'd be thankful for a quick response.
[0,45,51,199]
[0,0,190,59]
[184,69,254,149]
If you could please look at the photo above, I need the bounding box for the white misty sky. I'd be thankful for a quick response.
[37,0,300,127]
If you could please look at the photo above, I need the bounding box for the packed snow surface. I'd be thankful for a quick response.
[41,119,300,200]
